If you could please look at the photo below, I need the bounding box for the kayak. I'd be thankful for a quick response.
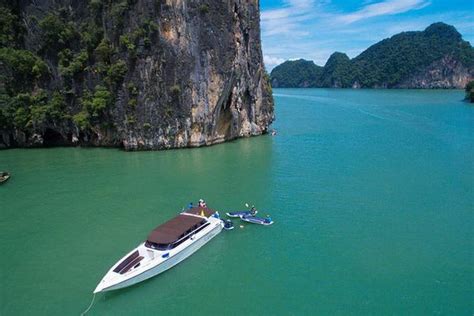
[240,215,273,226]
[226,210,257,218]
[222,219,234,230]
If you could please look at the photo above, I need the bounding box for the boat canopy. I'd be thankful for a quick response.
[147,214,205,245]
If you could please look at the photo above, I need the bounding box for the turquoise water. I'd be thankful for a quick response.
[1,89,473,315]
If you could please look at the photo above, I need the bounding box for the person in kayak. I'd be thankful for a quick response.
[250,206,257,216]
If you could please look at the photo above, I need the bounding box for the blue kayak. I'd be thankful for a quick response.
[222,219,234,230]
[240,215,273,226]
[226,210,258,218]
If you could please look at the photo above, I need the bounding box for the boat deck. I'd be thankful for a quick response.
[113,250,144,274]
[184,207,215,218]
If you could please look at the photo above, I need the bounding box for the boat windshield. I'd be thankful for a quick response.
[145,241,172,251]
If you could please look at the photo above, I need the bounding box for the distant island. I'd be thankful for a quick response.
[271,22,474,89]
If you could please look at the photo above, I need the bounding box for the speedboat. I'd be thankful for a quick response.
[94,206,223,293]
[226,210,257,218]
[240,215,273,226]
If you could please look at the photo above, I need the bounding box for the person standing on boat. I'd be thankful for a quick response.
[198,199,207,208]
[188,202,194,209]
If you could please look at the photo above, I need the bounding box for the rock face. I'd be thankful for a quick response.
[396,55,473,89]
[0,1,274,150]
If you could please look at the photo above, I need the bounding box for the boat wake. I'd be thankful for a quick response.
[358,108,390,121]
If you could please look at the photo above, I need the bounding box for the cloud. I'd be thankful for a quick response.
[287,0,313,9]
[264,55,286,69]
[261,0,317,37]
[337,0,431,24]
[261,0,432,37]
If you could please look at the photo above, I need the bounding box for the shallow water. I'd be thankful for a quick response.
[1,89,473,315]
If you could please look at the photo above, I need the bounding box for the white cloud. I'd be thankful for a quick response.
[337,0,431,24]
[260,0,432,37]
[264,55,286,69]
[287,0,313,9]
[261,0,317,37]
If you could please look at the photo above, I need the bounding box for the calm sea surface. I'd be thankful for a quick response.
[1,89,473,315]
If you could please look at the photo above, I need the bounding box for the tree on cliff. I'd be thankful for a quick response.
[465,81,474,103]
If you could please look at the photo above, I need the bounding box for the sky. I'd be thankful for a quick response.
[260,0,474,70]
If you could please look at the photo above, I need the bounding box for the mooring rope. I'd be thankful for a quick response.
[80,293,96,316]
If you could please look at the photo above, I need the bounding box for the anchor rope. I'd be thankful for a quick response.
[80,293,96,316]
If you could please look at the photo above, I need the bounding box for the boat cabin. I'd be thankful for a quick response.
[145,213,210,251]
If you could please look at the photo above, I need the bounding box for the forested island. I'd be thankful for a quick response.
[0,1,273,150]
[271,23,474,89]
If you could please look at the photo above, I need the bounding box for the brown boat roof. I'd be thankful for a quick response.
[147,214,205,244]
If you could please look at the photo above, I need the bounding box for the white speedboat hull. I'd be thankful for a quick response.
[94,215,223,293]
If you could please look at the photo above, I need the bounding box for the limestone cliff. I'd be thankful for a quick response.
[0,0,274,150]
[396,55,473,89]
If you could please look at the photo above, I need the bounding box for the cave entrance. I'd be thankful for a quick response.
[216,94,233,139]
[43,128,66,147]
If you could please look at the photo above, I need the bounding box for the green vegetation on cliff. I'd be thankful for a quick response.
[0,1,169,145]
[318,52,352,88]
[270,59,322,88]
[270,22,474,88]
[465,81,474,102]
[0,2,137,138]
